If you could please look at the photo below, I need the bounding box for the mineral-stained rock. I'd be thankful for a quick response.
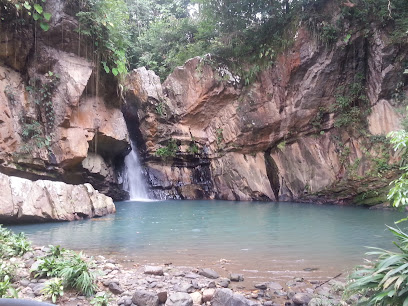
[0,172,115,223]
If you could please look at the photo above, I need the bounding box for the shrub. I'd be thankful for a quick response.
[42,278,64,303]
[345,226,408,305]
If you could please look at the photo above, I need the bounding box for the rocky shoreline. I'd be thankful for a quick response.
[0,243,359,306]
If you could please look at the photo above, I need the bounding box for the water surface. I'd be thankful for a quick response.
[7,200,406,281]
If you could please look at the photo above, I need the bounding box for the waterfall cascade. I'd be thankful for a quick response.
[123,142,149,200]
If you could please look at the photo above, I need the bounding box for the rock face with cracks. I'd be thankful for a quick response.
[0,0,129,202]
[124,1,407,204]
[0,172,115,223]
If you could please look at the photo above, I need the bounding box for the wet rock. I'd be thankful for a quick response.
[212,288,258,306]
[165,292,193,306]
[132,290,159,306]
[144,266,164,276]
[202,289,215,303]
[109,282,124,295]
[292,293,313,305]
[199,268,219,279]
[190,291,203,305]
[229,273,244,282]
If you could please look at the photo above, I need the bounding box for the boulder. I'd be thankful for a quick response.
[229,273,244,282]
[132,290,159,306]
[144,266,164,276]
[212,289,258,306]
[165,292,193,306]
[0,172,115,223]
[202,289,215,303]
[292,293,313,305]
[189,292,202,305]
[199,268,219,279]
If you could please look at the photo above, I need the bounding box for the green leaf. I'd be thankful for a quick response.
[112,68,119,76]
[40,22,50,31]
[34,4,43,14]
[33,13,40,21]
[102,62,110,74]
[23,2,31,10]
[43,12,52,21]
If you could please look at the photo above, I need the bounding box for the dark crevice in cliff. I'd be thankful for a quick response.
[264,149,280,201]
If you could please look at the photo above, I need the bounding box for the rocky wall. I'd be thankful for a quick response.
[0,1,129,201]
[124,11,407,204]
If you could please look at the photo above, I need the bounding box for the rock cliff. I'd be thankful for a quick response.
[0,1,129,200]
[124,7,407,204]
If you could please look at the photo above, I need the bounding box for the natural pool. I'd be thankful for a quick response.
[7,200,406,282]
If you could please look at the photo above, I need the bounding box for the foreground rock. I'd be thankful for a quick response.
[0,172,115,222]
[3,243,352,306]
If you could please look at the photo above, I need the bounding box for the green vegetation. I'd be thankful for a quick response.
[31,250,97,296]
[345,226,408,305]
[90,292,112,306]
[344,130,408,304]
[156,139,179,159]
[332,73,369,129]
[0,0,52,31]
[0,225,31,299]
[0,225,32,258]
[42,278,64,303]
[73,0,130,79]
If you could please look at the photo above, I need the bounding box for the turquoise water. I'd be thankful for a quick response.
[6,200,407,280]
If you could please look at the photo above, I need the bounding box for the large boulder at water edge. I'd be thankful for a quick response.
[0,172,115,223]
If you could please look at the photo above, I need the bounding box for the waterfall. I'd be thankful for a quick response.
[123,142,149,200]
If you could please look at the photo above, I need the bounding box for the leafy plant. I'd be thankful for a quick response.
[0,0,52,31]
[345,226,408,305]
[90,292,112,306]
[0,275,18,298]
[48,245,66,258]
[0,226,31,258]
[34,257,61,278]
[156,139,179,159]
[58,253,97,297]
[277,141,286,151]
[42,278,64,303]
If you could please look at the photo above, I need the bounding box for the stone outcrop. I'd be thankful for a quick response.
[124,1,407,204]
[0,1,129,200]
[0,172,115,223]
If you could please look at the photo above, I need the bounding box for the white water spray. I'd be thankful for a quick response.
[123,142,149,201]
